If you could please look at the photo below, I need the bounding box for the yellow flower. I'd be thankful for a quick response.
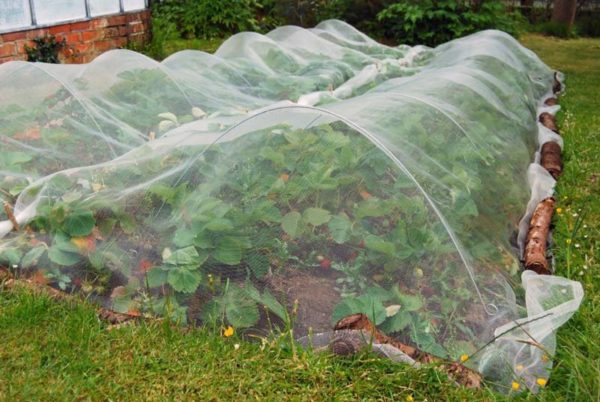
[511,381,520,391]
[536,378,547,387]
[406,396,414,402]
[566,238,572,245]
[459,354,469,363]
[223,326,234,337]
[556,207,563,215]
[515,364,524,372]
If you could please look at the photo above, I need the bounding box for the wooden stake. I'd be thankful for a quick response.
[524,197,555,275]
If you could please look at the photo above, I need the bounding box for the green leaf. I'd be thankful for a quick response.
[0,248,22,266]
[247,252,270,278]
[281,211,302,238]
[63,210,95,237]
[173,228,196,247]
[214,237,242,265]
[164,246,205,267]
[365,235,396,256]
[224,288,260,328]
[303,207,331,226]
[146,267,168,288]
[245,284,287,321]
[328,214,352,244]
[332,294,387,325]
[21,246,46,268]
[48,247,80,266]
[167,267,201,293]
[204,218,234,232]
[381,311,412,333]
[397,293,424,311]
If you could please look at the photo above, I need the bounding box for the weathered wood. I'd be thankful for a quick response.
[2,201,19,231]
[333,313,482,388]
[539,112,559,133]
[544,97,558,106]
[541,141,563,179]
[524,197,555,274]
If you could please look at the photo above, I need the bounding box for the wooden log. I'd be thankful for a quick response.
[544,97,558,106]
[333,313,482,388]
[2,201,19,231]
[539,112,559,133]
[541,141,563,179]
[524,197,555,275]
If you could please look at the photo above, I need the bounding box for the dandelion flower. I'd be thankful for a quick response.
[511,381,520,391]
[406,395,414,402]
[460,354,469,363]
[223,326,234,337]
[536,378,547,387]
[556,207,563,215]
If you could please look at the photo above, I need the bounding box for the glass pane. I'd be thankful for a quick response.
[89,0,120,16]
[0,0,31,31]
[33,0,86,25]
[123,0,146,11]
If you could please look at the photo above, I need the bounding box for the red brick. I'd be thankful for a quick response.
[49,24,70,35]
[106,15,127,26]
[81,30,99,42]
[104,27,120,38]
[94,39,118,52]
[90,18,108,29]
[15,40,34,53]
[74,42,91,54]
[1,30,27,42]
[0,43,16,57]
[0,55,26,64]
[118,26,129,36]
[65,32,81,43]
[26,28,49,39]
[70,21,92,31]
[129,22,145,34]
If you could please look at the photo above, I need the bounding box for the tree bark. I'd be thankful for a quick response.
[551,0,577,29]
[541,141,563,179]
[524,197,555,274]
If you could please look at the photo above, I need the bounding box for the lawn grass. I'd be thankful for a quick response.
[0,34,599,401]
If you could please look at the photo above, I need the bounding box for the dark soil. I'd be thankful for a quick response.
[268,268,341,337]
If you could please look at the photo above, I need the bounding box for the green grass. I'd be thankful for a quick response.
[1,34,599,401]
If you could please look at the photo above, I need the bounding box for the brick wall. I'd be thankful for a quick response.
[0,10,150,64]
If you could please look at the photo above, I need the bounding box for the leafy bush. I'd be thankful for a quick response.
[153,0,261,39]
[576,11,600,37]
[377,0,523,46]
[25,35,65,63]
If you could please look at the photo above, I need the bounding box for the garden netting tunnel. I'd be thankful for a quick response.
[0,20,583,393]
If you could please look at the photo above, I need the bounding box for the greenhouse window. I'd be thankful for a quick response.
[0,0,148,33]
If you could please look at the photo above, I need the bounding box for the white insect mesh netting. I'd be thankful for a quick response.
[0,20,583,392]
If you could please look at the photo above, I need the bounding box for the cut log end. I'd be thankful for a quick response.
[544,97,558,106]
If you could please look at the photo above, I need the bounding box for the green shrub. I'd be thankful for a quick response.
[25,35,65,63]
[536,21,576,38]
[153,0,261,39]
[376,0,524,46]
[576,12,600,37]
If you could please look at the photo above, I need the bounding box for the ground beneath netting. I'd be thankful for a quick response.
[268,269,341,337]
